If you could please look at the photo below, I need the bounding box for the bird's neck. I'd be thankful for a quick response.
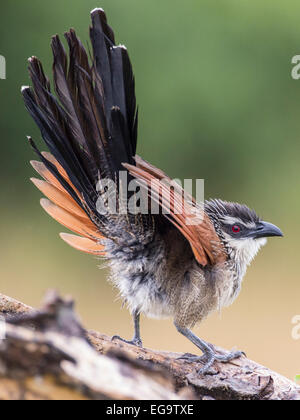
[226,237,267,276]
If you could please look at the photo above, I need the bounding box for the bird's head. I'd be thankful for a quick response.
[205,199,283,270]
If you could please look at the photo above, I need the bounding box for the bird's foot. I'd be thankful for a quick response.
[178,349,244,375]
[213,349,245,363]
[111,335,143,347]
[177,353,205,362]
[177,341,215,361]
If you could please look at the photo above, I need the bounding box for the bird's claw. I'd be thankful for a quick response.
[213,350,245,362]
[111,335,143,347]
[177,353,203,362]
[198,349,244,374]
[178,349,244,375]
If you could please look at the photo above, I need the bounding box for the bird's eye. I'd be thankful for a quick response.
[232,225,241,233]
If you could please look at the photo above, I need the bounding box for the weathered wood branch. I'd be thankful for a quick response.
[0,291,299,400]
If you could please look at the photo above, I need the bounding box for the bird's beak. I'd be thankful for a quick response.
[250,221,283,239]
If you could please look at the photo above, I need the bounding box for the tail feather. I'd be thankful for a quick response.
[31,152,106,255]
[59,233,105,255]
[23,8,153,255]
[23,8,138,198]
[30,178,88,219]
[40,198,103,240]
[52,31,111,180]
[40,152,76,188]
[89,8,115,120]
[28,136,87,211]
[30,160,66,193]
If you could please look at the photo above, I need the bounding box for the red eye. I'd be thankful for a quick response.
[232,225,241,233]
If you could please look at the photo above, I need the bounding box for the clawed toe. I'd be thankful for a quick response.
[214,350,244,362]
[198,349,244,374]
[177,353,200,362]
[111,335,143,347]
[178,348,244,375]
[178,353,210,364]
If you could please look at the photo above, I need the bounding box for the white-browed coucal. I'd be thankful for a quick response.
[22,8,283,374]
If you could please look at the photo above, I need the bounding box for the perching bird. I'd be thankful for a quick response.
[22,8,283,374]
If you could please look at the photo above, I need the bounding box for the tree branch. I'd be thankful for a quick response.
[0,292,299,400]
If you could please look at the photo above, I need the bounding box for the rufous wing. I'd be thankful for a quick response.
[59,233,105,255]
[31,152,106,255]
[125,156,226,266]
[31,178,88,219]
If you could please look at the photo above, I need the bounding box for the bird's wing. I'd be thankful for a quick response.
[125,156,226,266]
[30,153,105,255]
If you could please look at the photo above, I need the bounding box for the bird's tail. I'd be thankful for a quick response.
[22,8,148,255]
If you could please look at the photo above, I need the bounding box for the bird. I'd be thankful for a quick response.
[22,8,283,374]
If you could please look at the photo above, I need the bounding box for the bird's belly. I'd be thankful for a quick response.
[126,281,172,318]
[109,257,173,318]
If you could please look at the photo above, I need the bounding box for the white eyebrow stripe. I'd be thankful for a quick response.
[222,216,256,229]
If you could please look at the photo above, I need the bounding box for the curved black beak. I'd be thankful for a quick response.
[250,221,283,239]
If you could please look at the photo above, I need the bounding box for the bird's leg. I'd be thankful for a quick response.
[175,323,243,374]
[112,311,143,347]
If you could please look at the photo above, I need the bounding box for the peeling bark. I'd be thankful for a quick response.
[0,291,299,400]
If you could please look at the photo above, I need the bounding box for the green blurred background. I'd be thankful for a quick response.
[0,0,299,379]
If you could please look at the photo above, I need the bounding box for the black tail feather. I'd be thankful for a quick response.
[23,8,139,226]
[22,85,97,214]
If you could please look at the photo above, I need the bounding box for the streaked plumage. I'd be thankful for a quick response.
[22,9,283,374]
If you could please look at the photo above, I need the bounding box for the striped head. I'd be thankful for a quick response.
[205,199,283,269]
